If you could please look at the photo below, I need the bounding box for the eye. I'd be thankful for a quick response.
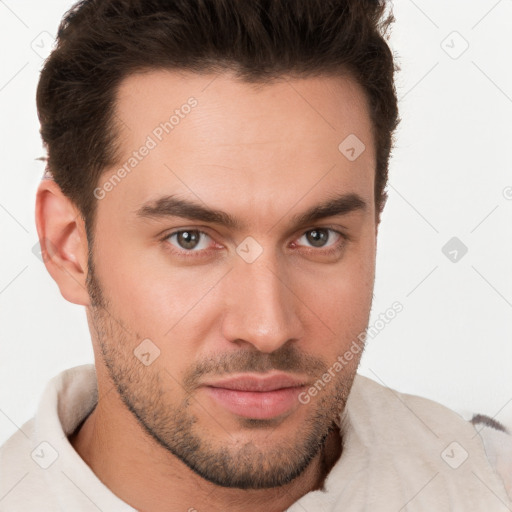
[161,226,347,261]
[296,228,343,249]
[166,230,212,251]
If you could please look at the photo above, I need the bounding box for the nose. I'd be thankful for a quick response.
[220,250,304,353]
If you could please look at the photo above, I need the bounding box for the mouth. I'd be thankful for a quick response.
[201,373,308,420]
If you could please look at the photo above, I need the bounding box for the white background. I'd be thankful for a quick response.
[0,0,511,446]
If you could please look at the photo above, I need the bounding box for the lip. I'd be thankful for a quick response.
[202,373,307,392]
[201,373,308,420]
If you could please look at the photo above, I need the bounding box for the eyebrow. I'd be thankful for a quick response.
[135,192,368,230]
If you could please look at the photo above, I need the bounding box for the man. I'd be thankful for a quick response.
[0,0,511,510]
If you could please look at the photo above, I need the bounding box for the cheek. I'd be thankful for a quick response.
[335,242,376,334]
[94,235,229,341]
[291,238,375,356]
[300,274,373,344]
[295,235,375,308]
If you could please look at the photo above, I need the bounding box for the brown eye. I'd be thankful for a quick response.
[167,230,211,251]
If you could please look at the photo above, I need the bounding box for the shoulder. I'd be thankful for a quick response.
[0,364,97,511]
[325,374,512,508]
[470,413,512,501]
[0,418,60,510]
[345,374,512,503]
[349,373,481,435]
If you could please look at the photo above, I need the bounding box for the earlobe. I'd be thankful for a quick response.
[35,178,91,306]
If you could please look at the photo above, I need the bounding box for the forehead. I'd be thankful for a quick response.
[114,69,374,149]
[101,69,375,223]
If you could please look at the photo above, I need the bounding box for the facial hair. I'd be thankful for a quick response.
[85,249,361,489]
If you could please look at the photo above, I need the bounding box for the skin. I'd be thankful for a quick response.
[35,69,379,512]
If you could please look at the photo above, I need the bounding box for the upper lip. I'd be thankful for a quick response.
[202,373,307,392]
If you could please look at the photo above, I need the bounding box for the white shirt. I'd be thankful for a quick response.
[1,364,511,511]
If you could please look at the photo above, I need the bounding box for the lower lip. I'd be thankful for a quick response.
[204,386,305,420]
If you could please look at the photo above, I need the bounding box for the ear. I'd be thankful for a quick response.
[35,177,91,306]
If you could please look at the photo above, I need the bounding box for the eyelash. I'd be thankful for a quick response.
[159,227,348,260]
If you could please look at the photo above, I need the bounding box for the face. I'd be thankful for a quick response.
[86,70,377,489]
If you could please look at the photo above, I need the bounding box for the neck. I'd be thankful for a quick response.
[68,385,342,512]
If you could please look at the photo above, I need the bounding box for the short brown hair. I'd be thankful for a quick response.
[37,0,400,240]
